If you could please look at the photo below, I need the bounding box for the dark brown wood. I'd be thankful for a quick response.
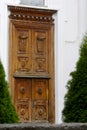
[8,5,57,123]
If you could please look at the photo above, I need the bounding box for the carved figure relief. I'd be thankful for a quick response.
[36,34,46,55]
[18,31,29,53]
[34,32,46,56]
[18,35,28,53]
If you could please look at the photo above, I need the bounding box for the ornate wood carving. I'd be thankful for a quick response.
[8,6,56,23]
[32,79,48,121]
[18,35,28,53]
[8,5,57,123]
[17,55,30,72]
[36,34,46,55]
[15,78,32,121]
[34,58,46,72]
[32,30,48,74]
[17,100,30,122]
[32,100,48,121]
[17,30,31,54]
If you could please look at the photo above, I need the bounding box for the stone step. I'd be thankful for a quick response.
[0,123,87,130]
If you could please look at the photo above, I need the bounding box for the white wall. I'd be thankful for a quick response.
[0,0,9,79]
[47,0,79,123]
[47,0,87,123]
[0,0,87,124]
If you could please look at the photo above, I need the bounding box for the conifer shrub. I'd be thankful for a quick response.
[0,60,19,123]
[62,34,87,122]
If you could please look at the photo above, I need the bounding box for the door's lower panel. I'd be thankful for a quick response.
[14,78,32,122]
[16,100,31,122]
[32,99,48,122]
[14,78,49,122]
[32,79,48,121]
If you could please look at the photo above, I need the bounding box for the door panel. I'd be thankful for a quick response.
[14,78,32,122]
[32,79,48,99]
[16,100,30,122]
[32,30,49,74]
[14,27,32,74]
[14,78,49,122]
[32,79,48,121]
[32,99,48,121]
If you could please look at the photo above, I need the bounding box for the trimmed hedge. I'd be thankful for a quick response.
[0,60,19,123]
[62,34,87,122]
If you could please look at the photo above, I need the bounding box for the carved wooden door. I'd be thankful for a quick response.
[32,79,48,121]
[14,78,48,122]
[8,6,57,123]
[14,78,32,122]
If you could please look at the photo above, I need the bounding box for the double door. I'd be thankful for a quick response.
[14,78,48,122]
[8,6,56,123]
[10,21,50,122]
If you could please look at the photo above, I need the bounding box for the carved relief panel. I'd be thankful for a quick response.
[16,100,30,122]
[32,30,48,74]
[12,27,32,74]
[17,30,29,53]
[17,29,32,74]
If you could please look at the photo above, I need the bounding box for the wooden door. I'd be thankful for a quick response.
[8,5,57,123]
[14,78,32,122]
[32,79,48,121]
[14,78,48,122]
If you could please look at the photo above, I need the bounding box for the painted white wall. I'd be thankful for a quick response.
[79,0,87,38]
[0,0,9,79]
[0,0,87,124]
[47,0,80,123]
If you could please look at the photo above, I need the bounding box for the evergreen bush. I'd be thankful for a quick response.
[62,34,87,122]
[0,60,19,123]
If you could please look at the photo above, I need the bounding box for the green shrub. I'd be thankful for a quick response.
[0,60,19,123]
[62,34,87,122]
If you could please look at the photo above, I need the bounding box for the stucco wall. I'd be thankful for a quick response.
[0,0,87,124]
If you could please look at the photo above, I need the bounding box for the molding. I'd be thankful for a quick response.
[8,5,57,23]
